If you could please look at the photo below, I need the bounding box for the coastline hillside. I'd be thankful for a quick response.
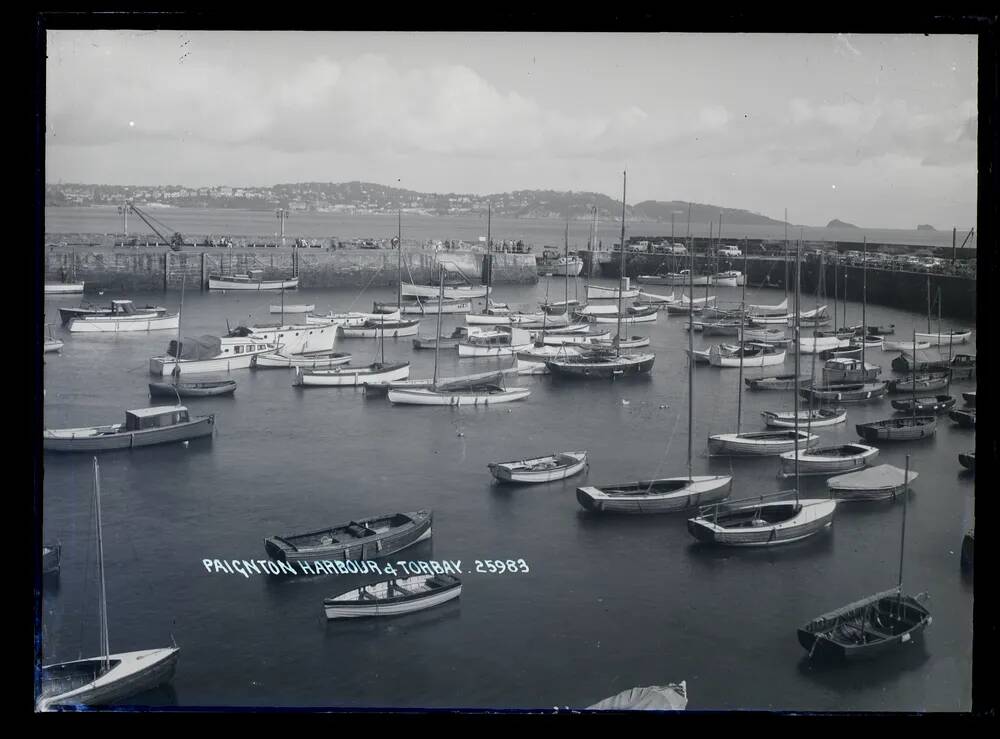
[46,181,788,225]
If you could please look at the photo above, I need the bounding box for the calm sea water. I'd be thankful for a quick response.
[40,277,975,711]
[45,206,973,250]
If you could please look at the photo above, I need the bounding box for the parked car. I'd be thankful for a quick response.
[718,245,742,257]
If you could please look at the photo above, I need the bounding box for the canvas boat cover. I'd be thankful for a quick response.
[587,683,688,711]
[828,464,918,491]
[169,335,222,360]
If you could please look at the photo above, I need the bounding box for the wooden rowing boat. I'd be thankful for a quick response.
[856,416,937,442]
[762,408,847,428]
[489,451,588,484]
[778,443,879,477]
[948,409,976,428]
[148,379,237,398]
[890,395,956,413]
[264,510,432,563]
[687,498,837,546]
[707,430,820,456]
[323,574,461,619]
[576,476,732,514]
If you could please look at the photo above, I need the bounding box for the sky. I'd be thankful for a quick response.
[45,31,978,229]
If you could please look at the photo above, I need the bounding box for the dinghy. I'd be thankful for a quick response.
[948,409,976,428]
[306,309,401,326]
[44,281,85,295]
[264,510,433,563]
[538,329,610,345]
[587,683,688,711]
[540,299,582,315]
[856,416,937,442]
[958,451,975,471]
[148,379,237,398]
[887,373,950,394]
[798,588,930,661]
[827,464,918,501]
[687,496,837,546]
[890,395,956,414]
[962,391,976,407]
[583,306,658,324]
[466,306,546,326]
[743,327,786,342]
[208,272,298,291]
[388,384,530,406]
[884,340,931,353]
[294,362,410,387]
[709,343,785,368]
[323,574,461,619]
[701,320,743,337]
[269,304,314,314]
[797,336,851,354]
[517,344,583,361]
[762,408,847,428]
[546,350,655,378]
[851,335,883,350]
[708,430,819,456]
[745,375,809,391]
[339,319,420,339]
[778,444,879,477]
[799,382,887,404]
[253,350,353,369]
[489,451,588,484]
[914,329,972,346]
[43,406,214,452]
[588,335,651,350]
[576,476,732,514]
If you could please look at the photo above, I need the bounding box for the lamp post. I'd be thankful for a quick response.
[275,208,289,247]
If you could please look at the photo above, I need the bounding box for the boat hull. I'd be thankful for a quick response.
[779,444,879,478]
[687,500,836,546]
[264,510,432,563]
[856,417,937,442]
[68,313,179,333]
[148,381,236,398]
[208,277,298,290]
[798,593,931,661]
[269,304,314,314]
[914,330,971,346]
[387,386,530,405]
[401,283,488,299]
[546,353,655,379]
[44,282,85,294]
[324,579,461,619]
[150,350,271,375]
[576,476,732,514]
[489,452,588,484]
[294,362,410,387]
[253,351,352,369]
[38,648,180,710]
[43,416,214,452]
[708,432,819,456]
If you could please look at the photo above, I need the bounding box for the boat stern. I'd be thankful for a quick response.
[576,487,605,511]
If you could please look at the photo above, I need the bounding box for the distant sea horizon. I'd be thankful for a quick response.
[44,205,975,250]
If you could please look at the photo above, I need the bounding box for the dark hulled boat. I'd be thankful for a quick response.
[948,409,976,428]
[856,416,937,442]
[798,588,931,661]
[148,379,237,398]
[890,395,955,414]
[264,510,432,563]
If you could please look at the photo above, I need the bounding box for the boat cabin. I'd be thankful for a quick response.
[124,406,190,431]
[109,300,139,315]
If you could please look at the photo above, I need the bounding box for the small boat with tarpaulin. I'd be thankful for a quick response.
[264,510,432,563]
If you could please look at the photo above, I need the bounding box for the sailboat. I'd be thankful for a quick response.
[576,204,731,514]
[799,456,931,660]
[708,253,818,456]
[294,213,412,387]
[36,459,180,711]
[388,267,530,406]
[687,241,838,545]
[546,172,656,380]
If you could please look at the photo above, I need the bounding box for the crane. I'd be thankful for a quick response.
[125,202,189,251]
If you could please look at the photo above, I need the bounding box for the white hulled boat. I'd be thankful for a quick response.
[67,300,179,333]
[149,335,276,375]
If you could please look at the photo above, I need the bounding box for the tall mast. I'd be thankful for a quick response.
[943,288,953,395]
[687,203,694,482]
[861,237,867,370]
[564,216,570,313]
[485,202,493,312]
[898,454,911,603]
[433,265,445,389]
[173,274,185,381]
[94,458,110,670]
[704,221,711,303]
[833,260,838,334]
[926,273,931,334]
[736,247,748,434]
[807,253,822,441]
[616,171,626,356]
[793,240,801,503]
[396,208,402,311]
[784,208,789,299]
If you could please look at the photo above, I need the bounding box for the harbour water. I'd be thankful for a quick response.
[40,276,974,711]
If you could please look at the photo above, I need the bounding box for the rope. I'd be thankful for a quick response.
[344,262,386,313]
